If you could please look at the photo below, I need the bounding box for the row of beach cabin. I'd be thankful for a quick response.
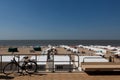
[1,45,114,72]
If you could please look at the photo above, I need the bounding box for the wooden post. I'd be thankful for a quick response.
[0,55,2,73]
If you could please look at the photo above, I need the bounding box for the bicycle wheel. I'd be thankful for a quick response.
[25,61,37,74]
[3,63,17,75]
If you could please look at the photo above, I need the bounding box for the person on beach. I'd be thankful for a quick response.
[109,56,112,62]
[47,50,51,61]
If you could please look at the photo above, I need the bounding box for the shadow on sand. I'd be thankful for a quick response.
[18,72,47,76]
[0,73,47,79]
[86,71,120,76]
[0,75,14,79]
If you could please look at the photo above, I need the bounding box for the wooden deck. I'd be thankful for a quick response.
[81,62,120,71]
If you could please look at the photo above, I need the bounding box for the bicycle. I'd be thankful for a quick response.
[3,55,37,75]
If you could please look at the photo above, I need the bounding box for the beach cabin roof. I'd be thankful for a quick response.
[54,55,73,65]
[31,55,47,65]
[75,56,108,63]
[31,55,73,65]
[2,55,25,62]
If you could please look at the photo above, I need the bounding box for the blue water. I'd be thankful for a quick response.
[0,40,120,46]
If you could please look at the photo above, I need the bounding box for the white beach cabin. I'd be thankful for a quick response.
[75,56,109,71]
[30,55,47,71]
[2,55,25,63]
[53,55,73,71]
[1,55,25,70]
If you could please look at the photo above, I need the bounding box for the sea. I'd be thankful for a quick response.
[0,40,120,46]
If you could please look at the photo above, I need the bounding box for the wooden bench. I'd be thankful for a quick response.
[81,62,120,71]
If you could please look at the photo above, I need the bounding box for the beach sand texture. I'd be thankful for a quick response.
[0,46,120,80]
[0,72,120,80]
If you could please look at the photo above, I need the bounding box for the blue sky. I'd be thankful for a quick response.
[0,0,120,40]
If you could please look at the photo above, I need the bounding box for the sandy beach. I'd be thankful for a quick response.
[0,46,120,80]
[1,72,120,80]
[0,0,120,79]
